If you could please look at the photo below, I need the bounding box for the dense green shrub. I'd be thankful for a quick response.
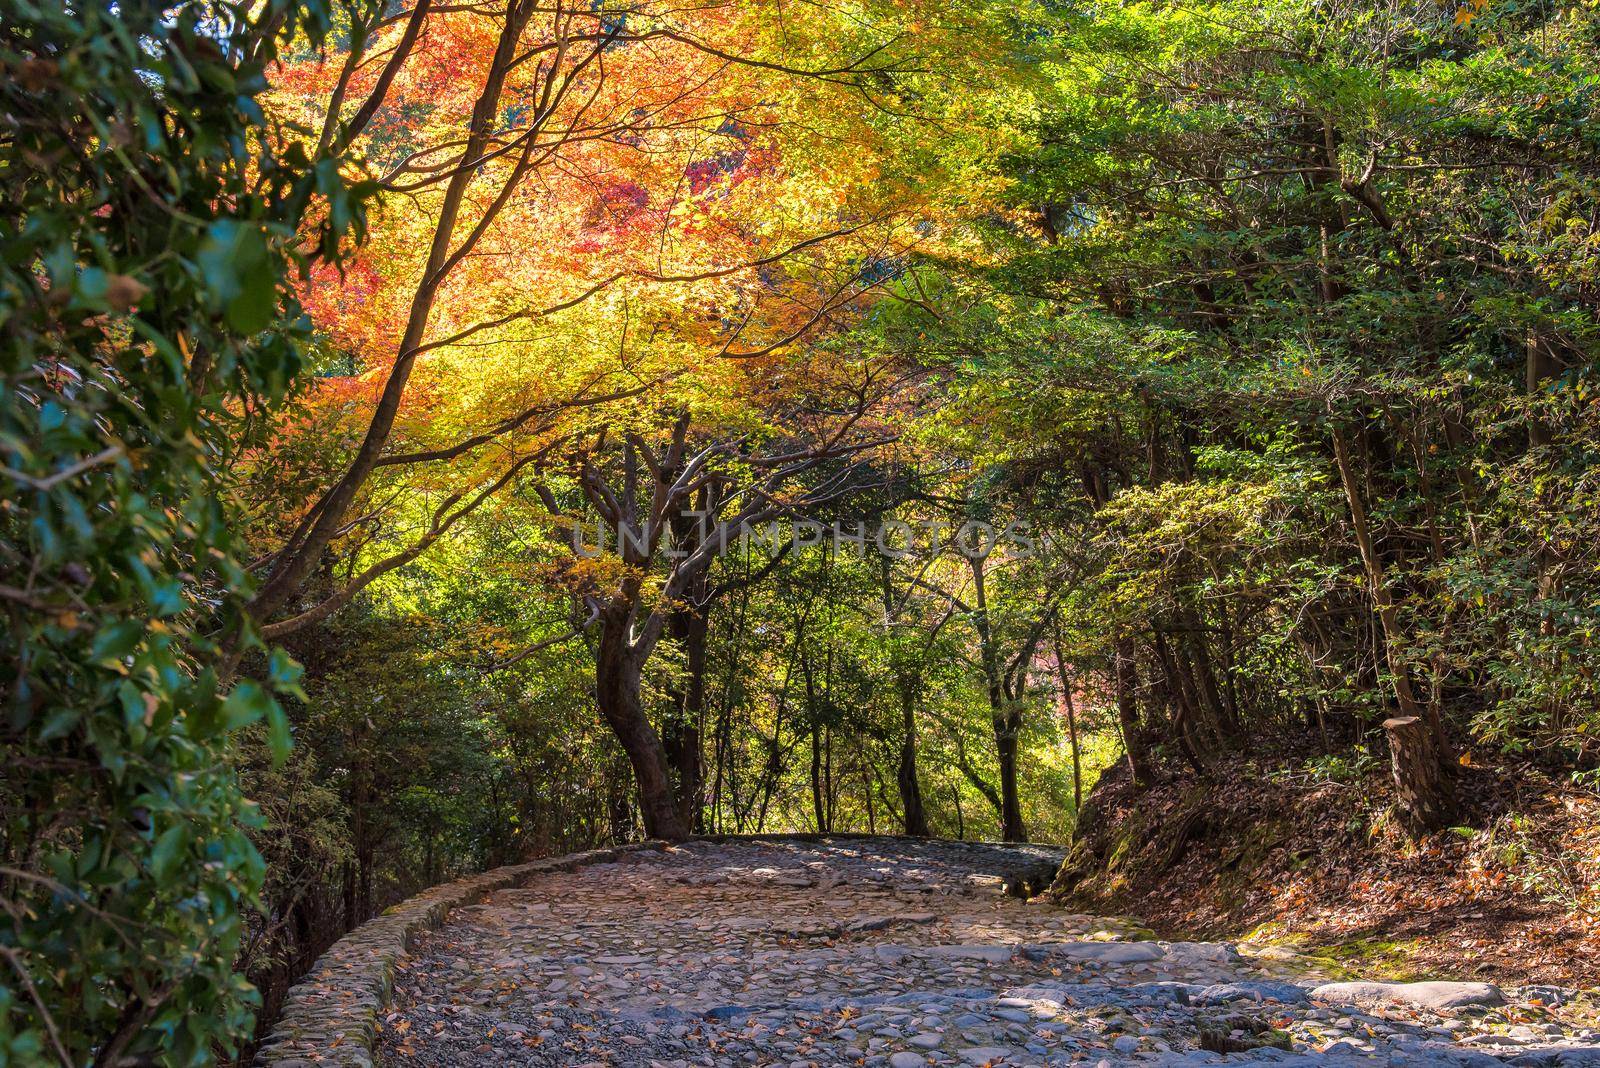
[0,0,367,1061]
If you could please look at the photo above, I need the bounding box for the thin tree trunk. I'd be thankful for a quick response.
[1113,637,1153,787]
[810,719,826,832]
[710,588,751,834]
[1154,626,1211,770]
[1153,627,1208,774]
[1181,608,1235,736]
[1048,617,1083,813]
[824,723,835,831]
[664,605,708,833]
[897,680,930,835]
[969,555,1027,842]
[1329,421,1448,753]
[882,556,929,834]
[606,750,635,843]
[861,757,876,834]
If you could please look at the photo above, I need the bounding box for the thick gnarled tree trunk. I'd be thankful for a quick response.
[595,614,691,842]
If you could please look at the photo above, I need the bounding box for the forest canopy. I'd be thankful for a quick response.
[3,0,1599,1061]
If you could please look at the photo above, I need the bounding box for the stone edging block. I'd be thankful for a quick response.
[252,842,665,1067]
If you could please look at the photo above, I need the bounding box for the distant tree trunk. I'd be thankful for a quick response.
[1384,715,1456,836]
[810,721,827,832]
[341,860,356,933]
[824,725,835,830]
[897,680,930,835]
[969,555,1027,842]
[993,708,1026,843]
[663,604,708,833]
[1152,626,1208,772]
[1524,335,1567,739]
[1113,636,1154,787]
[344,757,375,928]
[862,758,876,834]
[595,612,690,841]
[1214,615,1243,727]
[1080,461,1153,790]
[605,749,635,843]
[1181,607,1236,736]
[1048,618,1083,813]
[1330,421,1451,758]
[1527,332,1559,450]
[709,588,751,835]
[802,652,831,832]
[881,557,929,836]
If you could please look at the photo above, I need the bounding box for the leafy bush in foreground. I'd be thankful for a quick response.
[1,0,367,1060]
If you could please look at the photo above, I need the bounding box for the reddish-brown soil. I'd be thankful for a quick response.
[1051,749,1600,989]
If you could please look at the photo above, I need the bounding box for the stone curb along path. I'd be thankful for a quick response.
[251,835,1034,1068]
[262,837,1600,1068]
[253,843,667,1068]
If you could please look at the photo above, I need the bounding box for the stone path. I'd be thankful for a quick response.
[377,838,1599,1067]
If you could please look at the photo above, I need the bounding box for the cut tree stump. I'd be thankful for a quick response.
[1197,1015,1293,1054]
[1383,715,1455,837]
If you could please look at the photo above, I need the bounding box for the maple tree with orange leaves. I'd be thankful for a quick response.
[236,0,1009,836]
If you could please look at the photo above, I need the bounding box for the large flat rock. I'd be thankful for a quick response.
[1311,980,1507,1014]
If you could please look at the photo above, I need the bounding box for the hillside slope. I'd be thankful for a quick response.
[1050,749,1600,988]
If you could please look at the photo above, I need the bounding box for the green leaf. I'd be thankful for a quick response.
[149,578,184,617]
[266,648,304,694]
[198,219,276,334]
[149,826,189,883]
[91,621,144,666]
[37,707,80,741]
[220,680,272,731]
[266,699,293,767]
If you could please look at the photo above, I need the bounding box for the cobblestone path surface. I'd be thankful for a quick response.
[378,838,1599,1067]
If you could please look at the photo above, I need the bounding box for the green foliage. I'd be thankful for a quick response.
[0,0,368,1060]
[1292,746,1383,787]
[920,0,1600,770]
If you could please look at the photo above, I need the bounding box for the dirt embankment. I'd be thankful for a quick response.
[1049,749,1600,988]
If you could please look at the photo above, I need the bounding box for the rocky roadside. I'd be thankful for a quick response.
[374,838,1600,1067]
